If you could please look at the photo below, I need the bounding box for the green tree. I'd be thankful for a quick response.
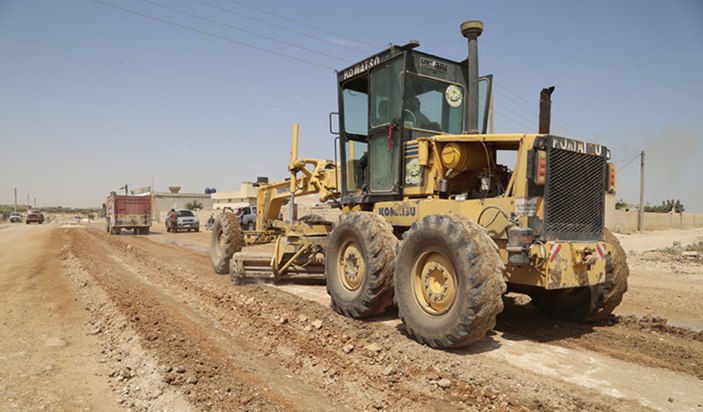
[615,199,628,210]
[644,199,685,213]
[184,200,203,211]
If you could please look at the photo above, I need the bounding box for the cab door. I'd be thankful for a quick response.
[367,58,404,196]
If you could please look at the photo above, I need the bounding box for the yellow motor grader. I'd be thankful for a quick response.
[210,123,340,279]
[210,20,628,348]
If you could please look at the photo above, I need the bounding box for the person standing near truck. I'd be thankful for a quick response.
[167,209,177,232]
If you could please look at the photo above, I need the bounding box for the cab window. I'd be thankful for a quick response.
[370,59,403,128]
[342,89,368,136]
[405,74,464,134]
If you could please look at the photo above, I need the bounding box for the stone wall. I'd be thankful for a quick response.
[608,209,703,233]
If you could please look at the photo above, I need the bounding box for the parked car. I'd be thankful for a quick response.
[26,210,44,224]
[9,212,22,223]
[166,209,200,232]
[239,205,257,230]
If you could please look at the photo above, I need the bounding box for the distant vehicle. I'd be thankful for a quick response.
[9,212,22,223]
[239,205,257,230]
[26,210,44,224]
[166,209,200,233]
[105,193,152,235]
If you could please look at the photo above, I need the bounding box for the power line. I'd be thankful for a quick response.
[493,108,535,131]
[617,153,641,171]
[193,0,373,56]
[495,82,593,136]
[139,0,352,63]
[224,0,381,51]
[495,82,601,138]
[493,81,640,156]
[493,101,537,131]
[93,0,336,71]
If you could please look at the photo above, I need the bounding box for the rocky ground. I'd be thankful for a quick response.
[0,222,702,411]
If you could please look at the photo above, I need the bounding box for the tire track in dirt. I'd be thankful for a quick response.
[497,296,703,380]
[71,228,502,410]
[72,227,660,411]
[66,228,345,411]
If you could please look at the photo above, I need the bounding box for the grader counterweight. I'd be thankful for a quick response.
[210,19,628,349]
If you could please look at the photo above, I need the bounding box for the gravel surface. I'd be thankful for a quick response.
[1,223,702,411]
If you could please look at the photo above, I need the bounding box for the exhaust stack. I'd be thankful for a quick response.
[539,86,555,134]
[460,20,483,134]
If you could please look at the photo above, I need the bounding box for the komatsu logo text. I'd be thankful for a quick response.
[378,206,416,217]
[343,56,381,80]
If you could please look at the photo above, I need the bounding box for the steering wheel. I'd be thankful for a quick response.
[404,108,416,124]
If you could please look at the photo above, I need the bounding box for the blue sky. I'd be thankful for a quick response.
[1,0,702,210]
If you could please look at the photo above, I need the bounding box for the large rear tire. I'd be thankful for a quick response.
[210,212,244,274]
[531,229,629,321]
[394,215,506,348]
[325,212,397,317]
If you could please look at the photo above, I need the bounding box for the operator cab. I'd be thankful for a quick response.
[336,43,492,205]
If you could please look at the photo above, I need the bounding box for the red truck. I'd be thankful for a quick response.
[105,193,152,235]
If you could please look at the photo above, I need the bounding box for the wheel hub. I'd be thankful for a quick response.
[339,243,365,291]
[414,252,456,315]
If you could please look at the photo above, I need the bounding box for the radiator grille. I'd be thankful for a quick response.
[544,149,605,241]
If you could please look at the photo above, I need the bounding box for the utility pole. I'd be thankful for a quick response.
[14,188,17,212]
[637,151,645,232]
[27,194,30,210]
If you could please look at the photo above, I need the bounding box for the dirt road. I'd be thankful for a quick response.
[1,223,702,411]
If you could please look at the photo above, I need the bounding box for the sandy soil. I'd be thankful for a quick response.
[1,222,702,411]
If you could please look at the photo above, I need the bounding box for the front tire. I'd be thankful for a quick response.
[325,212,397,317]
[592,229,629,319]
[531,229,629,321]
[210,212,244,274]
[394,215,506,348]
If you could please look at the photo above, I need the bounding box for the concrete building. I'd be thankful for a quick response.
[211,182,258,210]
[133,186,213,222]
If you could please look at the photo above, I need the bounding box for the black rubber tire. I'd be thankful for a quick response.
[394,215,506,349]
[210,212,244,274]
[325,212,397,318]
[531,229,629,321]
[142,227,150,235]
[591,229,629,319]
